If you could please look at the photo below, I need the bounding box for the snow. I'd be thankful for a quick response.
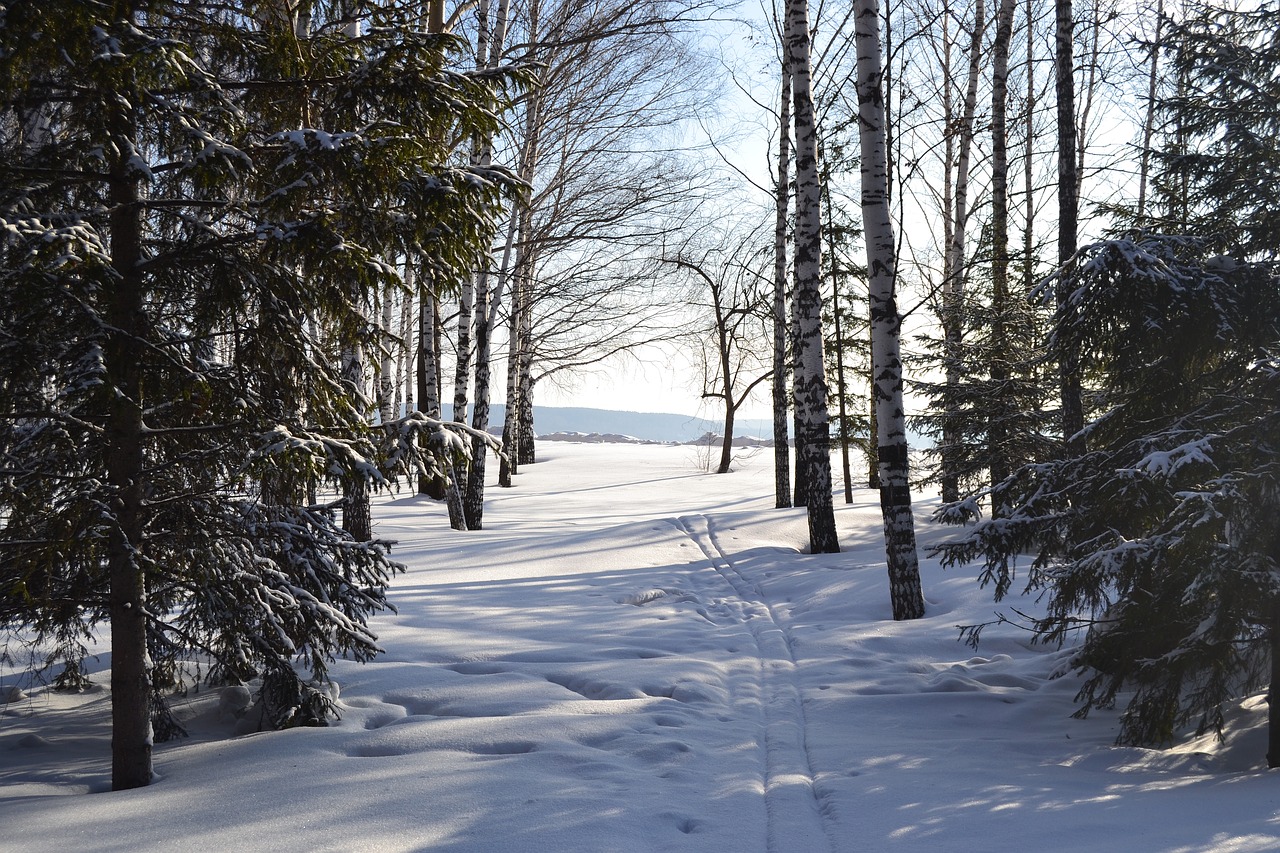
[2,443,1278,852]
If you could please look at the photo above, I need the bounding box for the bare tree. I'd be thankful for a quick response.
[938,0,986,505]
[484,0,715,465]
[669,233,773,474]
[786,0,840,553]
[854,0,925,620]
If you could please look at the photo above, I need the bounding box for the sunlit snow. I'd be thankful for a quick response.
[2,443,1277,852]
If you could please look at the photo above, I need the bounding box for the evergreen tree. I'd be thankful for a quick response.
[936,235,1280,756]
[936,4,1280,759]
[1142,2,1280,262]
[0,0,518,789]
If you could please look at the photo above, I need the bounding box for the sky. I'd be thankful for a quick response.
[3,442,1278,852]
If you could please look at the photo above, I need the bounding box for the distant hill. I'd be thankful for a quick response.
[442,404,776,444]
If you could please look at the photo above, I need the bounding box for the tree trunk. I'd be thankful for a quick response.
[1055,0,1084,452]
[399,264,415,416]
[106,110,153,792]
[499,75,542,489]
[1022,0,1037,295]
[1136,0,1163,222]
[718,405,735,474]
[453,283,476,426]
[498,282,522,487]
[989,0,1016,506]
[1269,601,1280,768]
[518,357,536,465]
[772,60,793,507]
[786,0,839,553]
[462,0,514,529]
[790,286,807,508]
[378,282,395,423]
[341,345,372,541]
[417,280,448,500]
[855,0,925,620]
[823,163,854,502]
[940,0,986,505]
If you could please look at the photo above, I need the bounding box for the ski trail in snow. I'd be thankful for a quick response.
[671,514,836,853]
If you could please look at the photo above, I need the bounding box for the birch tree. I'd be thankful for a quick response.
[772,60,794,508]
[988,0,1017,501]
[463,0,515,530]
[853,0,925,619]
[1054,0,1084,451]
[785,0,840,553]
[938,0,986,505]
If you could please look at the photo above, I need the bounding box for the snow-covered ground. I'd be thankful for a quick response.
[2,443,1278,852]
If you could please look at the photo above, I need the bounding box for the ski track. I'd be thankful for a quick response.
[671,514,836,853]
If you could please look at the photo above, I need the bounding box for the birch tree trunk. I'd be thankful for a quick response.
[378,284,395,422]
[990,0,1017,506]
[340,344,372,541]
[462,0,513,529]
[1136,0,1163,222]
[1022,0,1038,295]
[823,166,854,503]
[940,0,985,506]
[786,0,839,554]
[518,356,536,464]
[790,282,807,507]
[399,265,415,416]
[451,0,491,431]
[854,0,925,620]
[772,61,794,509]
[498,272,524,487]
[1054,0,1084,452]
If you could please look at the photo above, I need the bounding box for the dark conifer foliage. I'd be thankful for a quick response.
[934,2,1280,760]
[1141,2,1280,261]
[0,0,519,789]
[935,235,1280,751]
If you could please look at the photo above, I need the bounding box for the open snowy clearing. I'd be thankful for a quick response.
[2,443,1278,852]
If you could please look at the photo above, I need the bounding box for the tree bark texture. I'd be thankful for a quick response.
[417,283,448,499]
[462,0,513,530]
[772,61,794,508]
[1055,0,1084,451]
[940,0,985,506]
[854,0,925,620]
[341,344,373,541]
[378,282,396,423]
[499,82,543,488]
[989,0,1016,500]
[106,104,153,792]
[785,0,839,554]
[1023,0,1037,295]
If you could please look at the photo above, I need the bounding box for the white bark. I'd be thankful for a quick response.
[1055,0,1083,448]
[785,0,839,553]
[939,0,986,506]
[854,0,924,620]
[464,0,513,530]
[772,61,793,509]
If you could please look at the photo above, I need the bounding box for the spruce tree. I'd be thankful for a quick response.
[936,2,1280,759]
[0,0,518,789]
[936,236,1280,755]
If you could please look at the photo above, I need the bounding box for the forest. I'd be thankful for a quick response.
[0,0,1278,817]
